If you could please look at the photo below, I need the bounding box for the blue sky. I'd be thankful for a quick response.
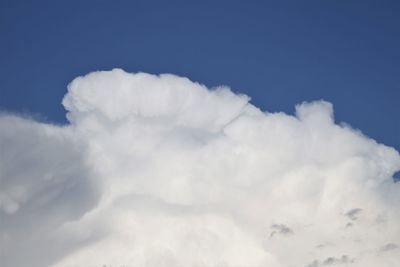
[2,2,400,266]
[0,0,399,150]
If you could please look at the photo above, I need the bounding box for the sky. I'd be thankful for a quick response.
[1,1,400,267]
[0,0,399,150]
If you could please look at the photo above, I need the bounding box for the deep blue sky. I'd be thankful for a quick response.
[0,0,399,151]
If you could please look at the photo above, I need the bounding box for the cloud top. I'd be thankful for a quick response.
[63,69,250,131]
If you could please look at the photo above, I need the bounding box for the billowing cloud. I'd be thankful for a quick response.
[1,69,399,267]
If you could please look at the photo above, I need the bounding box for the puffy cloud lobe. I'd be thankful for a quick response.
[63,69,250,131]
[1,69,400,267]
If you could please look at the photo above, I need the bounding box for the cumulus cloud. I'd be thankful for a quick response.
[1,68,400,267]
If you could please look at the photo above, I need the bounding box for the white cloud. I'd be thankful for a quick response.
[1,69,400,267]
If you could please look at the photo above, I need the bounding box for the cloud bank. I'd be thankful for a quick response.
[1,69,400,267]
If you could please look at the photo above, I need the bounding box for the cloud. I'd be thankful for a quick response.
[1,68,400,267]
[0,115,99,267]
